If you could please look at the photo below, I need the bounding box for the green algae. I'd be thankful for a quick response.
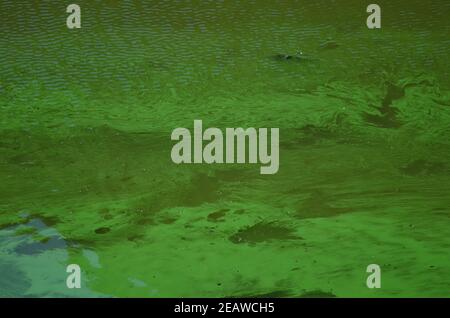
[14,226,38,236]
[229,222,302,244]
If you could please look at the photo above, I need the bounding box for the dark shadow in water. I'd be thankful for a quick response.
[229,221,302,244]
[280,125,354,150]
[295,190,353,219]
[207,209,229,222]
[400,159,447,176]
[94,227,111,234]
[364,82,404,128]
[11,218,67,255]
[14,236,66,255]
[364,77,439,129]
[180,173,221,207]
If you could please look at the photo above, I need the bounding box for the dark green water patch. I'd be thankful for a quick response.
[400,159,447,176]
[180,173,221,207]
[280,125,350,150]
[295,190,353,219]
[14,236,66,255]
[0,220,27,231]
[364,82,404,128]
[229,221,302,244]
[2,218,68,256]
[28,215,60,228]
[207,209,229,222]
[94,227,111,235]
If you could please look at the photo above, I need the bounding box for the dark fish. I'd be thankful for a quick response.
[272,50,314,62]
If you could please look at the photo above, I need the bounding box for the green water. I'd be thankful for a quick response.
[0,0,449,297]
